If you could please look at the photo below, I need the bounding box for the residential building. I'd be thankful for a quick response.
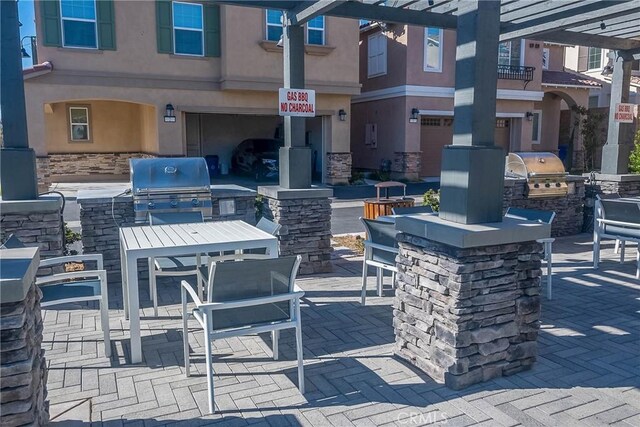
[24,0,359,188]
[351,24,600,179]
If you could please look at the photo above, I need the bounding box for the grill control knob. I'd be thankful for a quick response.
[148,202,155,209]
[545,183,551,188]
[170,200,178,208]
[555,183,561,187]
[534,183,540,188]
[192,198,200,206]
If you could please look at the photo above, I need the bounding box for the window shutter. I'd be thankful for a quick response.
[41,0,62,47]
[577,46,588,72]
[156,0,173,54]
[97,0,116,50]
[204,4,221,57]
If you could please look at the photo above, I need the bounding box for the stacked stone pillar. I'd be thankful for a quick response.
[258,186,333,274]
[0,247,49,425]
[392,152,422,181]
[393,216,548,389]
[326,152,352,185]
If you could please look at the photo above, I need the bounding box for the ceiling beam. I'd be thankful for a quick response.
[328,1,458,28]
[211,1,297,10]
[529,30,640,50]
[570,13,640,32]
[406,0,457,14]
[500,2,638,41]
[500,0,584,22]
[287,0,346,25]
[584,23,640,38]
[621,47,640,60]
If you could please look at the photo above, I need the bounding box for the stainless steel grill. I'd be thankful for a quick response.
[130,158,212,223]
[505,152,568,198]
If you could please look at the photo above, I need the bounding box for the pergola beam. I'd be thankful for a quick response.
[287,0,346,25]
[500,0,584,22]
[571,12,640,32]
[328,1,457,28]
[528,30,640,50]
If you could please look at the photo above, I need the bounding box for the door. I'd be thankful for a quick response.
[420,116,453,177]
[185,113,202,157]
[495,119,511,154]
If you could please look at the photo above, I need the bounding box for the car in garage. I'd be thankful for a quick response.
[231,138,283,181]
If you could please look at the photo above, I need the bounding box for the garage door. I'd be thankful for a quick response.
[420,117,453,177]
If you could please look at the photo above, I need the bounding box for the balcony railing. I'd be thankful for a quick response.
[497,65,535,81]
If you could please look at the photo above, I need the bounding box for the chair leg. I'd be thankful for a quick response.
[376,268,383,297]
[546,243,553,300]
[203,319,215,414]
[620,241,626,263]
[614,239,620,254]
[196,254,204,301]
[99,275,111,358]
[149,258,158,317]
[295,299,305,394]
[272,330,279,361]
[391,271,396,289]
[361,259,368,306]
[181,289,190,377]
[636,249,640,280]
[593,232,600,269]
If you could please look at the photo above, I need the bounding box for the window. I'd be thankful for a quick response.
[69,107,90,141]
[588,47,602,70]
[531,111,541,144]
[60,0,97,48]
[496,119,510,128]
[498,40,523,67]
[542,48,549,70]
[307,16,325,45]
[266,9,283,42]
[173,2,204,56]
[421,117,441,126]
[424,28,443,72]
[367,32,387,77]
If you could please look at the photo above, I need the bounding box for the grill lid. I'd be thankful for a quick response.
[130,158,210,194]
[505,152,567,178]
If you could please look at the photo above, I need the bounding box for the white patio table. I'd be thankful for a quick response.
[119,220,278,363]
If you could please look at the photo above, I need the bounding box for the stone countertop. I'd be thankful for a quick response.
[0,247,40,304]
[504,175,585,186]
[77,184,256,203]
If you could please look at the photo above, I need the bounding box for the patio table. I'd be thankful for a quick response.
[119,220,278,363]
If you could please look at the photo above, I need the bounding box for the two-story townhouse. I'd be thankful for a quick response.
[351,24,600,179]
[23,0,359,189]
[564,46,640,108]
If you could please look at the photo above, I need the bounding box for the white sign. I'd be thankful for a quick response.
[278,88,316,117]
[614,103,635,123]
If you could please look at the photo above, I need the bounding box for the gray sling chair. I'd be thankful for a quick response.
[391,205,434,215]
[593,199,640,279]
[1,234,111,357]
[148,211,205,316]
[181,255,304,414]
[360,217,399,305]
[596,194,625,259]
[504,207,556,299]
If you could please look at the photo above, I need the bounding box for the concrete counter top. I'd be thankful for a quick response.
[77,184,256,203]
[0,247,40,304]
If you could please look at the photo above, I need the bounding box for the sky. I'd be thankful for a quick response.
[19,0,36,69]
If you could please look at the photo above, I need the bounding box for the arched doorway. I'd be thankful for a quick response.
[539,90,580,171]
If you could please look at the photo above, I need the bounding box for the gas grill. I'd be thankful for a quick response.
[505,152,568,198]
[130,158,212,224]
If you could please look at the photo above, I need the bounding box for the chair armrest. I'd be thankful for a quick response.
[597,219,640,229]
[39,254,103,269]
[37,270,106,286]
[199,291,304,312]
[536,238,555,243]
[180,280,204,307]
[364,241,399,254]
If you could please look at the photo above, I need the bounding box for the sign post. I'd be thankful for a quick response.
[613,103,635,123]
[278,88,316,117]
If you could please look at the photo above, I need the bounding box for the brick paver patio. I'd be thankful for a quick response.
[43,234,640,426]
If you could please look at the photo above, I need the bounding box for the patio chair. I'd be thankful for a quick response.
[505,207,556,299]
[148,211,205,316]
[181,255,304,414]
[360,217,399,306]
[1,235,111,357]
[240,217,281,256]
[596,193,625,259]
[593,199,640,279]
[391,205,433,215]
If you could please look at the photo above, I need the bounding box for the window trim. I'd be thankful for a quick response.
[423,27,443,73]
[60,0,98,49]
[172,1,205,57]
[367,32,387,78]
[531,110,542,145]
[265,9,283,42]
[68,105,92,143]
[306,15,325,45]
[587,47,603,71]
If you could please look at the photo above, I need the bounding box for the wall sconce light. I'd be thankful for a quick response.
[338,109,347,121]
[526,111,534,121]
[409,108,420,123]
[276,34,284,48]
[164,103,176,123]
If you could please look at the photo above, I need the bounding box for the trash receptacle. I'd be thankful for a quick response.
[205,155,220,178]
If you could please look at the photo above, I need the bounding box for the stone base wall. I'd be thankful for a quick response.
[503,177,585,237]
[394,233,542,390]
[0,280,49,425]
[79,193,256,278]
[47,152,156,179]
[326,152,352,185]
[261,196,332,275]
[590,177,640,197]
[392,152,421,180]
[36,156,51,193]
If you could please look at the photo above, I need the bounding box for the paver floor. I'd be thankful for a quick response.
[44,234,640,426]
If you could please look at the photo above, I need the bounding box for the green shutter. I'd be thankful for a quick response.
[156,0,173,54]
[97,0,116,50]
[203,4,220,57]
[41,0,62,47]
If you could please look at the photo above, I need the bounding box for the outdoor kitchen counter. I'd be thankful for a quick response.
[77,184,258,279]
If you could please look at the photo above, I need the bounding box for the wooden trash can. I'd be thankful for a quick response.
[363,181,415,220]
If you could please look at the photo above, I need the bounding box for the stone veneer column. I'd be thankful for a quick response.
[392,152,421,181]
[0,198,63,275]
[258,186,333,275]
[35,156,51,193]
[0,247,49,425]
[326,152,352,185]
[393,215,549,389]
